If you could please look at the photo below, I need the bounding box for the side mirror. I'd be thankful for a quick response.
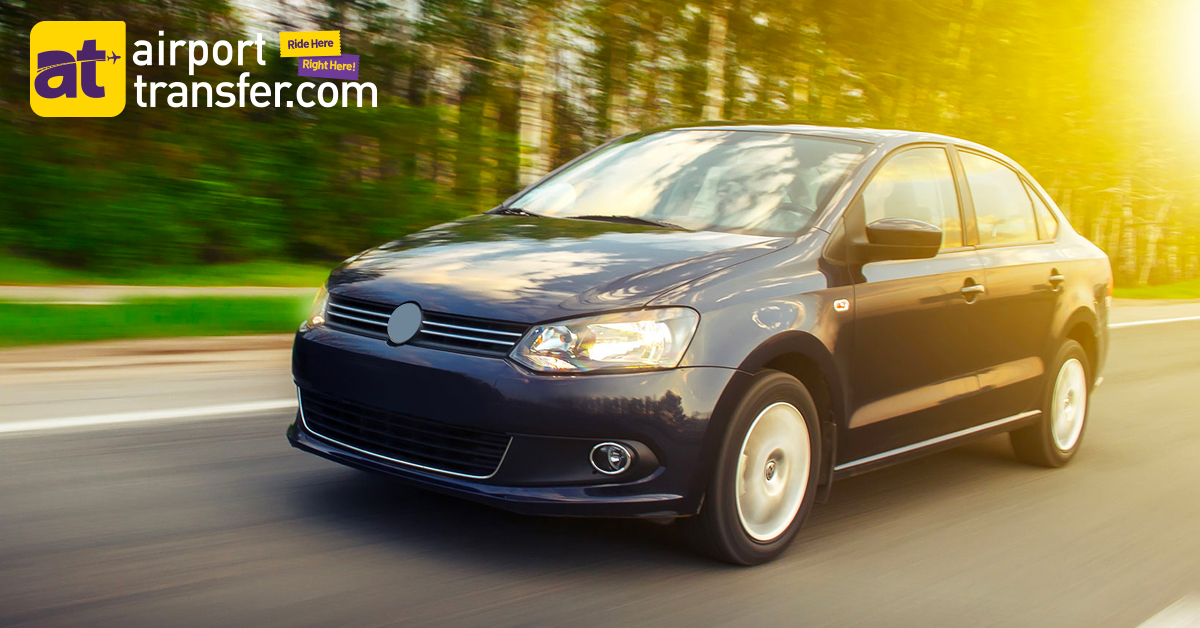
[863,218,942,262]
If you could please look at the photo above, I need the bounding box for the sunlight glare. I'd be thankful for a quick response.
[1178,2,1200,101]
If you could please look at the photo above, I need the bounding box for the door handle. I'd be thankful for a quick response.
[1048,272,1066,291]
[960,283,986,302]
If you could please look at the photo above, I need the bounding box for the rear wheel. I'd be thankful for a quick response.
[681,370,820,565]
[1010,339,1091,467]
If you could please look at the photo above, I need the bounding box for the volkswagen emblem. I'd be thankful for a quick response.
[387,302,422,344]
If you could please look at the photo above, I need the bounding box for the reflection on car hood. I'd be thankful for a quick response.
[327,214,790,322]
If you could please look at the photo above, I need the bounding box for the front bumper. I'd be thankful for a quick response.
[289,328,748,517]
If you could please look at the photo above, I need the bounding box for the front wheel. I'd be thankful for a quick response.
[1010,339,1091,467]
[680,370,821,565]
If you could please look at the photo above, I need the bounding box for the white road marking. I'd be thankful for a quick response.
[0,399,296,435]
[1111,315,1200,329]
[1138,595,1200,627]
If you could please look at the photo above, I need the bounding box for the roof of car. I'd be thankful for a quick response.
[660,121,974,147]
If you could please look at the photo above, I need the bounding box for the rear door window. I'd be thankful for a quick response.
[1025,182,1059,240]
[960,152,1038,245]
[861,147,963,249]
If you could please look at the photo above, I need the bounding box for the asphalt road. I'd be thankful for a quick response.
[3,321,1200,627]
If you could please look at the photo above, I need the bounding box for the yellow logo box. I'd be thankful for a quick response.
[30,21,126,117]
[279,31,341,57]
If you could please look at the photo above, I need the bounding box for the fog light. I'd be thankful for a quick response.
[591,442,633,475]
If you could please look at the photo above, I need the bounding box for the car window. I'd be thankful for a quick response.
[861,147,963,249]
[509,130,867,236]
[1025,182,1059,239]
[960,152,1039,245]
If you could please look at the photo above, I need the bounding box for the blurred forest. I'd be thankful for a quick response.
[1,0,1198,287]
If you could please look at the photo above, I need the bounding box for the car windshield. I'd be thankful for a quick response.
[508,130,868,236]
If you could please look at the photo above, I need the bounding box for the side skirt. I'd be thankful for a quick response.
[831,410,1042,481]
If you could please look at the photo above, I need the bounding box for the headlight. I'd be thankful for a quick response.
[511,308,699,373]
[300,285,329,331]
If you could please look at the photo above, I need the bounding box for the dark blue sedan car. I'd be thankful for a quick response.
[288,124,1111,564]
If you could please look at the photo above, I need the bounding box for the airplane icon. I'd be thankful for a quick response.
[36,51,121,73]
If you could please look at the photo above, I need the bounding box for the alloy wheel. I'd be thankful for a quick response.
[735,402,812,542]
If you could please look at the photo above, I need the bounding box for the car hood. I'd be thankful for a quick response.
[327,214,789,322]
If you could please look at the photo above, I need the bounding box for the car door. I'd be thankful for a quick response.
[957,149,1066,420]
[843,145,990,463]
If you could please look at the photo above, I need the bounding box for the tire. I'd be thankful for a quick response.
[680,370,821,565]
[1010,339,1091,467]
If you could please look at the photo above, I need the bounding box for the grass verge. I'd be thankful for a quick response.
[1114,278,1200,300]
[0,254,331,287]
[0,297,309,347]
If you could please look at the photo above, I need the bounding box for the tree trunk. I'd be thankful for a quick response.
[1089,197,1103,248]
[1137,194,1173,286]
[518,14,551,185]
[454,69,490,210]
[1059,187,1073,227]
[640,14,664,128]
[1117,175,1138,283]
[702,1,728,120]
[949,0,985,120]
[608,42,630,135]
[428,51,459,192]
[820,51,844,121]
[1166,243,1180,282]
[791,61,810,117]
[1102,200,1120,256]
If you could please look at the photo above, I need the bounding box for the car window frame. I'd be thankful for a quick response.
[847,142,972,256]
[1022,180,1060,241]
[952,147,1056,249]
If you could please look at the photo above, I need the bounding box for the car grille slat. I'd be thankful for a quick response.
[300,388,510,478]
[327,309,389,327]
[323,294,529,357]
[417,329,516,346]
[325,295,391,339]
[420,320,524,338]
[327,302,390,319]
[414,311,528,356]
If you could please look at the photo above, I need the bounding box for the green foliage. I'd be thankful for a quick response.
[1114,279,1200,300]
[0,297,310,346]
[0,93,467,270]
[0,253,330,286]
[1,0,1197,288]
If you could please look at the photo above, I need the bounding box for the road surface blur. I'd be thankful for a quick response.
[2,306,1199,627]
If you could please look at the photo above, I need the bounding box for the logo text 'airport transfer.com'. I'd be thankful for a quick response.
[30,21,126,117]
[30,22,377,115]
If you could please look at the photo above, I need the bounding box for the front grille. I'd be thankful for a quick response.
[325,294,528,357]
[412,312,527,356]
[299,388,511,478]
[326,295,391,339]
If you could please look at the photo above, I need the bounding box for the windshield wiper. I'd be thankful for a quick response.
[488,205,544,217]
[568,214,692,231]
